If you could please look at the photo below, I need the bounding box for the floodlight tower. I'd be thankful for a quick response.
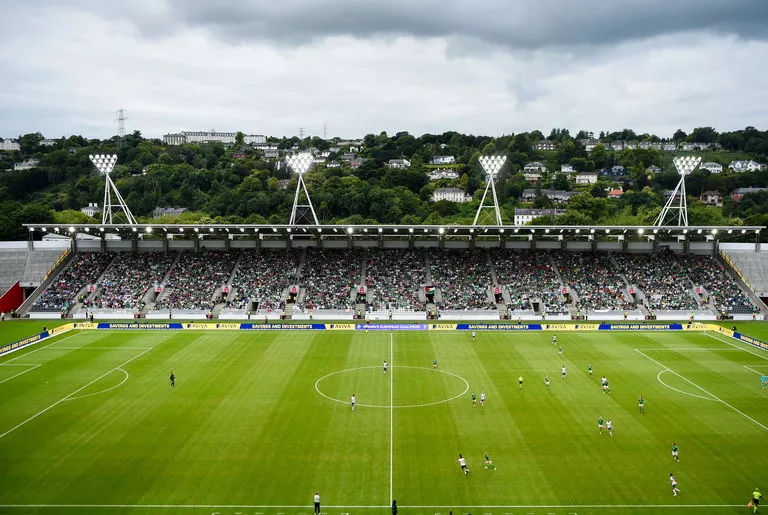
[653,156,701,227]
[90,154,138,226]
[472,155,507,226]
[287,152,319,225]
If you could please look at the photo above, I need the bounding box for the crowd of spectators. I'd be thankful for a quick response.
[86,252,176,311]
[154,250,239,311]
[676,254,754,313]
[365,249,425,311]
[554,251,633,311]
[429,249,495,310]
[32,252,115,312]
[614,252,698,311]
[228,249,300,311]
[491,249,565,312]
[300,248,363,310]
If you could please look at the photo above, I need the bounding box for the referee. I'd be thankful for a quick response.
[313,491,321,514]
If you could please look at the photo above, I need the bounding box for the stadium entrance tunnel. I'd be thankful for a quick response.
[314,365,469,408]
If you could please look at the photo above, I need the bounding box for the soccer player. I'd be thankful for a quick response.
[518,376,524,389]
[433,358,438,370]
[472,331,476,341]
[484,452,496,470]
[638,395,645,413]
[314,492,321,515]
[545,376,550,389]
[558,346,563,356]
[588,362,593,376]
[669,473,680,496]
[457,454,470,475]
[601,376,610,393]
[471,392,477,407]
[561,366,567,379]
[750,488,761,513]
[597,416,604,434]
[606,419,613,437]
[480,391,486,406]
[552,335,557,346]
[383,360,388,374]
[169,372,175,388]
[671,443,679,462]
[761,374,767,389]
[351,394,356,412]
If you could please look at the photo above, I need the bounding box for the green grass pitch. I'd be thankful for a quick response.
[1,328,767,515]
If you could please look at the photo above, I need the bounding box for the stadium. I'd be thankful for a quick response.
[1,217,768,515]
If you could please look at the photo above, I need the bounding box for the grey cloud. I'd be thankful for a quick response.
[93,0,768,50]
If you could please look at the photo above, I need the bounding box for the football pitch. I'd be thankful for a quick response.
[1,327,767,515]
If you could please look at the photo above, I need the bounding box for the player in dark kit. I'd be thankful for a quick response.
[169,372,175,388]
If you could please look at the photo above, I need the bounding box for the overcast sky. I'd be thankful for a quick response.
[1,0,767,140]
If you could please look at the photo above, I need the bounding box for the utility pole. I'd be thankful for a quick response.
[298,127,307,139]
[115,109,128,148]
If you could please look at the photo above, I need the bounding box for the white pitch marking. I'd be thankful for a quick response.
[635,348,768,432]
[656,370,715,401]
[743,365,764,375]
[315,366,469,409]
[0,348,152,440]
[0,364,41,384]
[0,504,746,509]
[703,331,768,361]
[50,346,153,350]
[389,332,394,506]
[1,333,81,363]
[66,368,129,401]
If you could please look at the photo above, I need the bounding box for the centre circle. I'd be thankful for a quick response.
[314,365,469,409]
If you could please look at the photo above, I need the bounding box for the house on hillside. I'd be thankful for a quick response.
[534,140,557,151]
[700,191,723,207]
[560,164,576,174]
[583,139,600,151]
[427,168,460,181]
[699,162,723,174]
[153,207,187,218]
[430,155,455,165]
[680,142,696,151]
[731,187,768,202]
[729,160,763,173]
[0,138,21,151]
[575,171,598,185]
[611,141,625,151]
[521,189,577,204]
[607,188,624,199]
[601,165,626,178]
[13,159,39,170]
[80,203,100,218]
[387,159,411,169]
[514,208,566,225]
[646,165,661,174]
[625,141,638,150]
[432,187,472,203]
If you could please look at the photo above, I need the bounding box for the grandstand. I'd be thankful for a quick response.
[4,223,766,320]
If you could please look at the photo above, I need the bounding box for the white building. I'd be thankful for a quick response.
[387,159,411,169]
[163,131,267,146]
[40,139,57,146]
[524,162,548,174]
[729,160,763,173]
[514,208,566,225]
[560,164,575,174]
[699,162,723,174]
[80,203,100,217]
[0,138,21,151]
[430,155,455,165]
[153,207,188,218]
[427,169,460,181]
[575,172,598,185]
[14,159,39,170]
[432,187,472,203]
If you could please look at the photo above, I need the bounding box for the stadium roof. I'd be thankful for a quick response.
[23,223,764,241]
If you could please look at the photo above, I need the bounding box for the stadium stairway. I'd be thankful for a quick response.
[17,250,76,315]
[717,251,768,314]
[67,254,118,316]
[139,252,182,315]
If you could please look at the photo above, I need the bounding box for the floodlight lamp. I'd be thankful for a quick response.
[653,229,658,234]
[272,227,278,233]
[575,229,580,233]
[179,228,184,232]
[41,227,47,232]
[240,228,245,232]
[469,228,474,233]
[132,227,137,232]
[728,229,732,234]
[638,228,644,234]
[333,228,338,233]
[363,228,368,233]
[209,228,214,233]
[54,227,60,232]
[673,155,701,176]
[89,154,118,175]
[194,228,199,233]
[590,229,595,234]
[697,229,702,234]
[28,227,34,232]
[742,229,747,234]
[286,152,314,175]
[712,229,717,234]
[254,228,259,233]
[378,228,383,233]
[286,228,292,233]
[545,229,550,233]
[84,228,89,232]
[146,227,152,233]
[683,229,688,233]
[514,228,519,233]
[605,229,610,233]
[499,228,504,234]
[317,228,322,233]
[424,228,429,233]
[438,227,445,235]
[478,155,507,176]
[408,228,414,233]
[346,227,353,234]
